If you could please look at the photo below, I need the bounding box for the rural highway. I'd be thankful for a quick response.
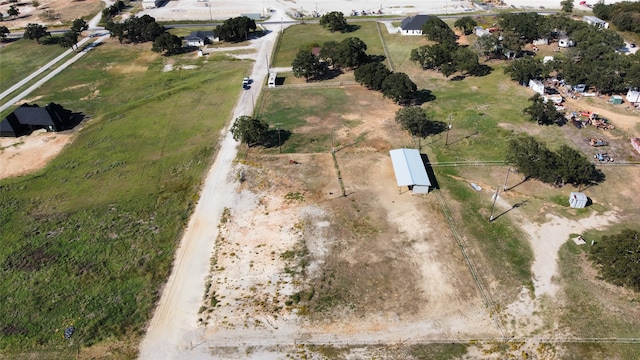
[137,7,293,359]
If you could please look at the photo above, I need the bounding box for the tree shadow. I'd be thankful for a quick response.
[319,67,344,80]
[412,89,436,105]
[40,36,60,45]
[342,24,361,33]
[420,153,440,190]
[366,54,386,63]
[263,128,292,149]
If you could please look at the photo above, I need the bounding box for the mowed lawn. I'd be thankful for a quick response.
[0,40,248,355]
[272,22,385,67]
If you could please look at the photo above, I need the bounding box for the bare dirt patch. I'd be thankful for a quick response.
[0,129,77,179]
[0,0,102,30]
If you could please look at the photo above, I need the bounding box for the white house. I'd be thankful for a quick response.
[400,15,433,35]
[184,31,218,47]
[529,79,545,95]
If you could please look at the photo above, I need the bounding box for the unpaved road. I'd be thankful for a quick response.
[137,8,289,359]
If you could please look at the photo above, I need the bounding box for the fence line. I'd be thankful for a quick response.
[376,21,395,72]
[434,190,505,338]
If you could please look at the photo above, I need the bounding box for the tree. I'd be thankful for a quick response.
[504,57,543,85]
[230,115,269,147]
[59,30,79,50]
[32,0,40,8]
[474,33,501,60]
[395,106,433,147]
[410,43,454,71]
[0,26,10,42]
[319,40,338,66]
[497,12,548,43]
[71,18,89,34]
[292,49,324,81]
[451,46,480,76]
[523,93,561,125]
[454,16,478,35]
[560,0,574,13]
[8,5,20,19]
[354,62,391,91]
[500,30,524,58]
[506,135,557,183]
[23,23,50,44]
[215,16,256,42]
[152,32,182,55]
[0,13,3,22]
[319,11,348,32]
[555,145,595,186]
[333,37,367,69]
[381,72,417,104]
[589,229,640,292]
[422,16,456,45]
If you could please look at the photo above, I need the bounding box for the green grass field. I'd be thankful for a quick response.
[0,40,69,95]
[272,22,385,68]
[0,40,248,355]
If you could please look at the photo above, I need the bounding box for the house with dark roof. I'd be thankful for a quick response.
[184,31,219,47]
[400,14,433,35]
[0,103,74,137]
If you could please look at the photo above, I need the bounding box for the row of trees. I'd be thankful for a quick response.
[215,16,257,42]
[506,135,601,187]
[354,63,417,104]
[105,15,182,55]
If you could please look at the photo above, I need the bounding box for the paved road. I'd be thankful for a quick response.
[137,7,293,360]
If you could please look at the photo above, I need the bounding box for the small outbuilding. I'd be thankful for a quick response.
[400,14,433,35]
[609,95,623,105]
[569,192,588,208]
[529,79,544,95]
[558,38,575,48]
[389,148,431,194]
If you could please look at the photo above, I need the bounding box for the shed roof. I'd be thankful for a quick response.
[401,15,433,31]
[389,148,431,187]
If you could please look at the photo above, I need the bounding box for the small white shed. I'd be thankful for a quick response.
[389,148,431,194]
[569,192,588,208]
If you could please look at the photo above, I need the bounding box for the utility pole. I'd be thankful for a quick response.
[503,167,511,191]
[445,114,452,145]
[489,184,500,222]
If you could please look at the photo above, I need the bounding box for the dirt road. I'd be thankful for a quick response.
[137,8,290,359]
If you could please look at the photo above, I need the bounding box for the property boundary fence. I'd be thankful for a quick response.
[376,21,395,72]
[434,190,505,338]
